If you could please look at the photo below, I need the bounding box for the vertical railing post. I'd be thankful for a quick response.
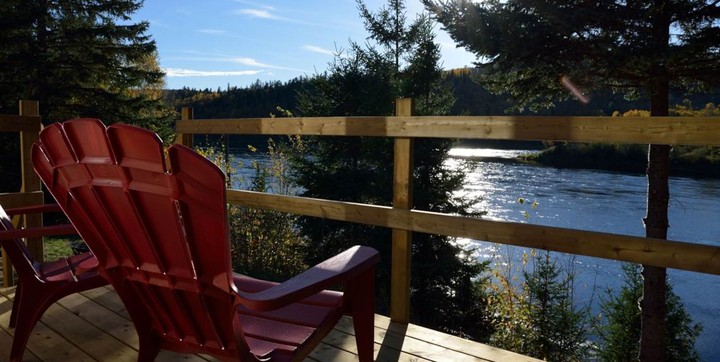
[391,98,414,323]
[19,100,43,262]
[176,107,194,148]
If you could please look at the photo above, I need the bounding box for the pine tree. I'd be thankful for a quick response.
[0,0,173,192]
[291,0,491,340]
[524,252,588,361]
[0,0,172,131]
[490,251,589,361]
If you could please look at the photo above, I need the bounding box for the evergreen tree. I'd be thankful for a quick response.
[597,264,702,362]
[423,2,720,359]
[291,0,491,340]
[0,0,172,130]
[0,0,172,192]
[490,251,589,361]
[523,252,588,361]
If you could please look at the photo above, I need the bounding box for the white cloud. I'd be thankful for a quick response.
[235,8,280,20]
[230,57,271,67]
[198,29,227,35]
[228,57,308,72]
[234,7,319,27]
[164,68,263,77]
[165,55,309,73]
[303,45,334,56]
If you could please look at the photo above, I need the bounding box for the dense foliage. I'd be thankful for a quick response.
[423,0,720,112]
[527,104,720,178]
[0,0,172,128]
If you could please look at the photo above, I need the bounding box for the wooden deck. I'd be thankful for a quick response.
[0,285,537,362]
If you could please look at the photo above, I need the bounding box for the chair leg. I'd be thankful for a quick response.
[9,281,21,328]
[136,332,161,362]
[10,286,54,362]
[349,267,376,362]
[9,283,66,362]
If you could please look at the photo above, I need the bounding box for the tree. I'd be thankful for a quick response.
[357,0,420,77]
[423,1,720,359]
[0,0,173,193]
[0,0,172,130]
[521,252,589,361]
[596,263,702,362]
[291,0,492,340]
[489,249,589,361]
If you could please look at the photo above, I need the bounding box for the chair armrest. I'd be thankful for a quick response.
[0,204,78,241]
[0,224,77,240]
[5,204,63,216]
[235,245,379,311]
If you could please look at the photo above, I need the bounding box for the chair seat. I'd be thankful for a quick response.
[39,251,99,282]
[235,273,345,358]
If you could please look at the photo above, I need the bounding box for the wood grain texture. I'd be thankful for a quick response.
[391,98,414,324]
[176,115,720,145]
[1,285,540,361]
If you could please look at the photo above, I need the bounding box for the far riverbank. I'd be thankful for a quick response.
[519,143,720,178]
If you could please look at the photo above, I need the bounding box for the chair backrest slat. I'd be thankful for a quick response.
[173,199,200,280]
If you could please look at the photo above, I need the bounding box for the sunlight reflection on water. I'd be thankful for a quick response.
[446,149,720,361]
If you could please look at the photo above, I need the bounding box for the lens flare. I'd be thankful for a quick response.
[560,75,590,104]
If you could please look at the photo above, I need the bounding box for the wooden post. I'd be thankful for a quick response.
[3,100,43,286]
[19,100,43,263]
[391,98,414,323]
[176,107,194,147]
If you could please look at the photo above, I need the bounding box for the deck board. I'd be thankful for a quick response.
[0,286,539,361]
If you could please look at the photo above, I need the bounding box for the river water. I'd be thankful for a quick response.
[231,147,720,360]
[447,148,720,361]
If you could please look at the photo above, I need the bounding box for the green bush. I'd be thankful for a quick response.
[198,140,307,282]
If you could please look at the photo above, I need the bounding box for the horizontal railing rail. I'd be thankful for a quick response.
[176,115,720,145]
[227,190,720,276]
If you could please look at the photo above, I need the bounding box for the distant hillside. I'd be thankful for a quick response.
[164,70,720,119]
[163,78,307,119]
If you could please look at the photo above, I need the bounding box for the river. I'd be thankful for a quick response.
[447,148,720,361]
[230,147,720,361]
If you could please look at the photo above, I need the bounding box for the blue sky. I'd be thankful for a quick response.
[133,0,477,90]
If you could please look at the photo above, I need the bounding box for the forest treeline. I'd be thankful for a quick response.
[164,72,720,178]
[164,70,720,119]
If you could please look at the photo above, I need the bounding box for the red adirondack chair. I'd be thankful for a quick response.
[32,119,380,361]
[0,203,106,362]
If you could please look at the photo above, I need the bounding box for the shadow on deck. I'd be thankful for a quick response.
[0,286,538,361]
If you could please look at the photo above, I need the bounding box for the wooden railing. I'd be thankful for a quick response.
[1,98,718,317]
[0,100,44,287]
[176,98,720,324]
